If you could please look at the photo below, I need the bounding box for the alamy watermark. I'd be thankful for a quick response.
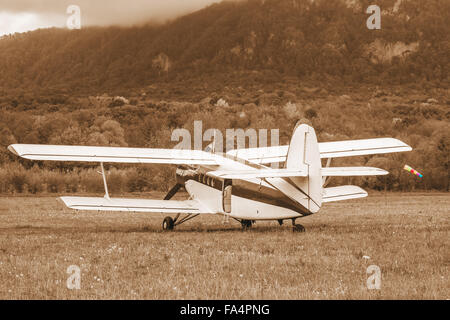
[67,5,81,30]
[66,265,81,290]
[171,120,280,166]
[366,265,381,290]
[64,4,381,33]
[366,5,381,30]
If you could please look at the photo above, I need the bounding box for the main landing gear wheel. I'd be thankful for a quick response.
[293,224,306,232]
[292,219,305,232]
[161,184,199,231]
[162,216,174,231]
[241,220,253,230]
[161,213,200,231]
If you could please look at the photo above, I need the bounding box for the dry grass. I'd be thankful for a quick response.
[0,192,448,299]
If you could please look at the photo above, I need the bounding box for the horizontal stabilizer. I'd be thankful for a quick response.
[207,168,308,179]
[322,167,388,176]
[8,144,217,165]
[60,197,211,213]
[322,185,368,203]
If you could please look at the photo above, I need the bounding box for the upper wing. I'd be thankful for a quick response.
[227,145,287,164]
[226,138,412,164]
[60,197,212,213]
[319,138,412,158]
[8,144,218,165]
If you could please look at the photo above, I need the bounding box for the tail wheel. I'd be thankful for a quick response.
[241,219,252,230]
[162,216,174,231]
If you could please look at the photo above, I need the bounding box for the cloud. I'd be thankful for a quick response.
[0,11,66,36]
[0,0,220,35]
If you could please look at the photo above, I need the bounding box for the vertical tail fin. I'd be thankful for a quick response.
[285,122,323,213]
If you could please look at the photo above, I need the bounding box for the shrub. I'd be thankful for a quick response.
[304,108,318,119]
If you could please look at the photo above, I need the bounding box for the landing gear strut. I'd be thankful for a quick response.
[241,219,253,230]
[162,182,200,231]
[292,219,305,232]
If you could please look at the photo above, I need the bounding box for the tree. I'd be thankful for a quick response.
[0,128,16,164]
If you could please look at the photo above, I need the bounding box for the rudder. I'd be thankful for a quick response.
[285,122,322,213]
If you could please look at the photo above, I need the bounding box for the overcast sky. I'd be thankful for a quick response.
[0,0,221,36]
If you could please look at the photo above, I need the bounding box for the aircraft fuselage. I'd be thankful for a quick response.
[175,157,313,221]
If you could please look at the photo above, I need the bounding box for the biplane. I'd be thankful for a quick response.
[8,122,412,231]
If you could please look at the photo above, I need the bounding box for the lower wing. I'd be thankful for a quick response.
[8,144,218,165]
[207,168,308,179]
[60,197,212,213]
[321,167,388,176]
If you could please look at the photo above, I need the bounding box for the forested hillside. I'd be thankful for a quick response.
[0,0,448,194]
[0,0,448,93]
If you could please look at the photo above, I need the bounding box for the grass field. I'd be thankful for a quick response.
[0,192,448,299]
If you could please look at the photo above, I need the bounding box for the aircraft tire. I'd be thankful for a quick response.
[241,220,252,230]
[162,216,174,231]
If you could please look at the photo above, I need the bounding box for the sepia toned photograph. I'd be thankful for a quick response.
[0,0,448,304]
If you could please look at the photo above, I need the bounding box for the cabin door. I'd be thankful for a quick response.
[222,180,232,214]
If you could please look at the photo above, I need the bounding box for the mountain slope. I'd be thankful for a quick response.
[0,0,448,93]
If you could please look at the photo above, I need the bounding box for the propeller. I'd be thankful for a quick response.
[164,183,183,200]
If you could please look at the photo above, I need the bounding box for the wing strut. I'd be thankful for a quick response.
[323,158,332,187]
[98,162,110,200]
